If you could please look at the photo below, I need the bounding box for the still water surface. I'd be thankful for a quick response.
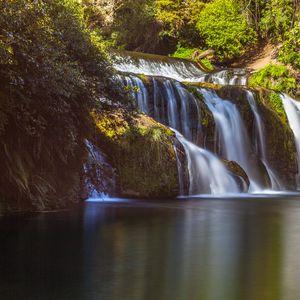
[1,197,300,300]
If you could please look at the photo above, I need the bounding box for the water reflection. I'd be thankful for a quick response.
[1,198,300,299]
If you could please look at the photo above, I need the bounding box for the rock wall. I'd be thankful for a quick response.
[91,109,179,198]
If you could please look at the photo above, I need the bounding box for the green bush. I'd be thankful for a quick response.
[249,64,297,93]
[0,0,126,209]
[269,92,286,121]
[277,25,300,70]
[170,46,200,60]
[200,58,214,72]
[196,0,257,60]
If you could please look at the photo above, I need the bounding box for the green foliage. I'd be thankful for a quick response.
[278,24,300,69]
[108,0,163,53]
[155,0,204,47]
[170,46,200,60]
[259,0,294,40]
[269,92,286,121]
[249,64,297,93]
[197,0,257,60]
[0,0,126,209]
[200,59,214,71]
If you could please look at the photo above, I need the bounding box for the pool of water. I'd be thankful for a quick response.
[1,196,300,300]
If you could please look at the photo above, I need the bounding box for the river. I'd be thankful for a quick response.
[1,196,300,300]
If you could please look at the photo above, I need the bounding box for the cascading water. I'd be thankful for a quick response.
[113,52,300,195]
[198,88,263,191]
[246,91,282,190]
[113,52,206,82]
[118,74,244,195]
[122,75,149,114]
[113,51,248,85]
[174,130,241,195]
[84,140,116,199]
[281,94,300,187]
[203,69,248,86]
[119,75,203,144]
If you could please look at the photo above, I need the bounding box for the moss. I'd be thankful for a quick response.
[184,81,222,90]
[199,58,214,72]
[223,159,250,190]
[269,92,287,123]
[92,109,178,198]
[249,64,297,95]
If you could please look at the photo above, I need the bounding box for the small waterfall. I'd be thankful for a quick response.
[119,75,203,144]
[174,130,241,195]
[281,94,300,187]
[123,75,149,114]
[84,140,116,199]
[204,69,248,86]
[246,91,282,190]
[199,88,262,191]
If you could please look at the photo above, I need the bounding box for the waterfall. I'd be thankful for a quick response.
[122,75,149,114]
[199,88,262,191]
[204,69,248,86]
[174,130,241,195]
[245,91,282,190]
[118,74,246,195]
[281,94,300,187]
[119,75,203,144]
[113,52,206,83]
[113,51,248,85]
[115,62,300,195]
[84,140,116,199]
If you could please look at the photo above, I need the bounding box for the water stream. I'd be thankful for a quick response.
[112,52,300,196]
[282,93,300,187]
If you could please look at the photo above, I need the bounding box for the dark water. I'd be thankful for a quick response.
[1,197,300,300]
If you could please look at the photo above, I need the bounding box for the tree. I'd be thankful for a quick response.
[197,0,257,60]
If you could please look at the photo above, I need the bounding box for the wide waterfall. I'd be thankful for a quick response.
[114,51,300,196]
[282,94,300,187]
[113,51,248,85]
[118,74,245,195]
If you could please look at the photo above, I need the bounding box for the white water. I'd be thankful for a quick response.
[113,54,206,83]
[174,130,241,195]
[123,75,149,114]
[85,140,116,198]
[112,56,300,195]
[199,88,262,191]
[118,74,244,195]
[204,69,248,86]
[281,94,300,187]
[113,52,248,85]
[246,91,282,190]
[119,75,203,144]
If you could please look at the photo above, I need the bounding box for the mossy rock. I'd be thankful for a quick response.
[223,160,250,191]
[92,109,179,198]
[184,82,222,90]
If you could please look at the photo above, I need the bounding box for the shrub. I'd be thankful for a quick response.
[170,46,200,60]
[249,64,297,93]
[196,0,257,60]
